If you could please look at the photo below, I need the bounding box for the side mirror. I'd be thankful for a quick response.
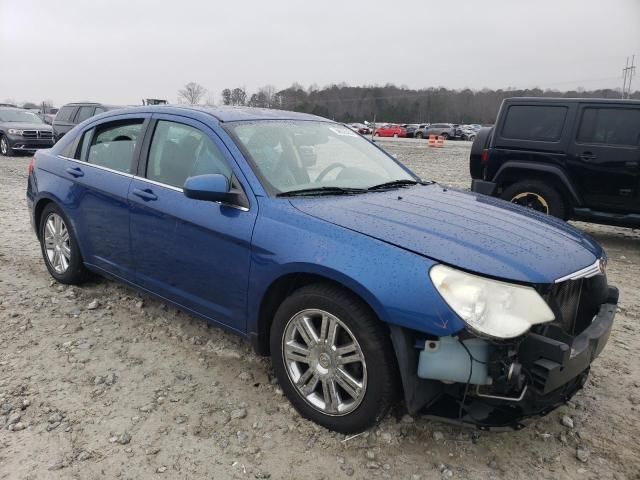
[183,174,229,201]
[183,174,249,210]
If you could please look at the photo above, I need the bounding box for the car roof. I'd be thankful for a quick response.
[62,102,120,108]
[505,97,640,105]
[94,105,330,123]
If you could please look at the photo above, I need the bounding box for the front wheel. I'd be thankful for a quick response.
[415,132,423,139]
[270,283,398,434]
[440,133,449,140]
[501,180,569,219]
[0,135,13,156]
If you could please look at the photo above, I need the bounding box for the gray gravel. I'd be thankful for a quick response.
[1,147,639,479]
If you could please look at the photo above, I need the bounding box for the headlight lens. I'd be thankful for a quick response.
[8,128,23,135]
[430,264,554,338]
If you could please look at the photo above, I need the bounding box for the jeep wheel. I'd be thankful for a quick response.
[501,180,568,219]
[270,283,398,434]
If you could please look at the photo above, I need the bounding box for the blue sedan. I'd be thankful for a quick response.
[27,105,618,432]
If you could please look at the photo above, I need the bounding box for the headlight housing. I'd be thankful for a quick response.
[7,128,24,136]
[430,264,554,339]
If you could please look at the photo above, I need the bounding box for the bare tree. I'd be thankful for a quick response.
[231,87,247,106]
[178,82,207,105]
[221,89,232,106]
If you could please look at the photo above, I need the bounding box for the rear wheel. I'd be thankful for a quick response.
[440,133,449,140]
[0,135,13,156]
[501,180,568,219]
[270,283,398,433]
[39,203,89,284]
[415,132,423,139]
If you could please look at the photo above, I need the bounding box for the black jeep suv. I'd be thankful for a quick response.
[470,98,640,228]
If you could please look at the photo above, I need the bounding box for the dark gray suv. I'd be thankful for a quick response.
[0,107,54,156]
[53,102,118,141]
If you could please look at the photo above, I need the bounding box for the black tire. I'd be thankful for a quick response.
[415,132,423,139]
[501,180,568,219]
[0,135,14,156]
[39,203,89,284]
[440,133,449,140]
[270,283,398,434]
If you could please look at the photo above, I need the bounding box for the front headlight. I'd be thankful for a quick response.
[7,128,24,135]
[430,264,554,339]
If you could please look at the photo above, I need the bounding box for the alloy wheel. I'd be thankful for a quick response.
[0,137,7,155]
[511,192,549,214]
[282,309,367,416]
[43,213,71,273]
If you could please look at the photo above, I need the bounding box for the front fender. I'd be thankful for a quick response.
[247,199,465,338]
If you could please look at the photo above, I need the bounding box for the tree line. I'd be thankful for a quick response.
[180,82,639,125]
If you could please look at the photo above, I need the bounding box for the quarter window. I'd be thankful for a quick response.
[577,107,640,147]
[502,105,567,142]
[146,120,231,188]
[86,120,143,173]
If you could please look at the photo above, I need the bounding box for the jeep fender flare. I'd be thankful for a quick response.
[492,161,583,206]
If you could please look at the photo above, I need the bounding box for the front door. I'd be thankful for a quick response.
[568,104,640,212]
[128,115,256,331]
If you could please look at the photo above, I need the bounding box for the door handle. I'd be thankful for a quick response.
[132,188,158,201]
[579,152,597,160]
[65,166,84,177]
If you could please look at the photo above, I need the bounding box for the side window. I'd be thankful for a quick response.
[56,106,75,122]
[146,120,231,189]
[86,120,143,173]
[95,106,106,115]
[577,107,640,147]
[502,105,567,142]
[75,106,96,124]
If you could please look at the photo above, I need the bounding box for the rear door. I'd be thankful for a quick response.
[60,114,149,280]
[568,103,640,211]
[128,114,257,331]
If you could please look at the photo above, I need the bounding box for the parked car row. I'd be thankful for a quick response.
[348,122,485,140]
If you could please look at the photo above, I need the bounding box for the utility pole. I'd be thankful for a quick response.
[622,55,636,99]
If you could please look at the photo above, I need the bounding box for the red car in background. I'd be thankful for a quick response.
[374,124,407,138]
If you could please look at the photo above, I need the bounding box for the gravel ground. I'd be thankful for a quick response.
[1,142,639,479]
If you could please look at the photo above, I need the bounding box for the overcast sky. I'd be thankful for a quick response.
[1,0,639,107]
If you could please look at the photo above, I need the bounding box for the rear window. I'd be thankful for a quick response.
[55,106,75,122]
[86,120,143,173]
[502,105,567,142]
[577,107,640,147]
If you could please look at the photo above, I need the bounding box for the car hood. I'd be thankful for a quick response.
[1,122,52,130]
[289,184,602,284]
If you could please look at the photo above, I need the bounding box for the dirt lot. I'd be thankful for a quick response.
[1,141,639,480]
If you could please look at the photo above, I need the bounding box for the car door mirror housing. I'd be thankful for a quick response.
[183,174,230,201]
[183,174,249,209]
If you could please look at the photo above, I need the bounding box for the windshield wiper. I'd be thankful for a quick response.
[367,179,421,191]
[277,186,367,197]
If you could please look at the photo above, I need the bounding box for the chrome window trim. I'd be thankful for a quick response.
[58,155,134,178]
[132,175,250,212]
[554,258,605,284]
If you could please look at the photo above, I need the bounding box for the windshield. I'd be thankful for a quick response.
[0,110,44,123]
[226,120,416,194]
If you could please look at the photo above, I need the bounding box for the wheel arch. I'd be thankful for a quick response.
[33,197,55,240]
[250,270,389,357]
[493,162,582,206]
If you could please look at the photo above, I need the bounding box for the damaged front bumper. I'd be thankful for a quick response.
[390,286,618,430]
